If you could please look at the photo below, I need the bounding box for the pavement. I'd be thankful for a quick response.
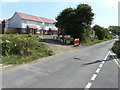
[1,39,120,89]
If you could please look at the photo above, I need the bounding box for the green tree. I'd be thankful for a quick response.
[56,4,94,42]
[103,28,111,39]
[93,25,111,40]
[93,25,104,40]
[108,26,120,36]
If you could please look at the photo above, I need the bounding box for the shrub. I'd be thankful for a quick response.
[2,34,54,64]
[2,35,39,56]
[112,41,120,57]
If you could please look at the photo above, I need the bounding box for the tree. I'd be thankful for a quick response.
[103,28,111,39]
[108,26,120,36]
[56,4,94,42]
[93,25,111,40]
[93,25,104,40]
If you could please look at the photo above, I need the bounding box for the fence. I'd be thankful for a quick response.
[3,28,19,34]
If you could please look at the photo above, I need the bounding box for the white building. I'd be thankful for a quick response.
[5,12,58,35]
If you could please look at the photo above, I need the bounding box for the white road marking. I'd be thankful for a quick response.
[99,64,103,68]
[101,61,105,64]
[91,74,97,80]
[96,68,100,73]
[110,51,120,68]
[85,82,92,88]
[85,51,110,89]
[104,51,110,60]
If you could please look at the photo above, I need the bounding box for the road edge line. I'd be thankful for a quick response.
[110,51,120,68]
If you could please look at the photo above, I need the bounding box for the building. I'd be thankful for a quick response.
[4,12,58,35]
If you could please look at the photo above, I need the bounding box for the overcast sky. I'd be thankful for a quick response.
[0,0,119,28]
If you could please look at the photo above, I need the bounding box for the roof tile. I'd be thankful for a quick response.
[17,12,55,24]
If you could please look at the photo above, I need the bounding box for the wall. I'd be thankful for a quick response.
[3,28,20,34]
[22,20,42,30]
[44,23,58,31]
[8,13,22,28]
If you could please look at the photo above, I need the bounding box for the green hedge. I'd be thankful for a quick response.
[112,40,120,57]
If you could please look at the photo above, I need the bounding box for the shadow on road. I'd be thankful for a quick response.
[44,39,71,46]
[74,55,113,66]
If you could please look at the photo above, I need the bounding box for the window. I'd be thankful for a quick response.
[45,31,48,34]
[45,23,49,26]
[23,20,27,23]
[36,22,41,25]
[37,29,40,33]
[22,29,26,33]
[30,29,33,31]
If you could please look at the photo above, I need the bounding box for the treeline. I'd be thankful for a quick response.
[55,3,112,43]
[93,25,111,40]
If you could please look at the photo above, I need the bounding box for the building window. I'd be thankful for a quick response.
[30,29,33,31]
[23,29,26,33]
[23,20,27,23]
[45,31,48,34]
[37,29,40,33]
[49,24,54,27]
[45,23,49,26]
[36,22,42,25]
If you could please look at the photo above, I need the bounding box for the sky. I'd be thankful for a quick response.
[0,0,119,28]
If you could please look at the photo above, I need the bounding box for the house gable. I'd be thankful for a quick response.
[7,12,22,28]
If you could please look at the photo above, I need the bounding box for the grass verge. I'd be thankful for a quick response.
[81,38,113,46]
[1,34,53,65]
[2,44,53,65]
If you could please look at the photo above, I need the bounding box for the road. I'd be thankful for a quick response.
[1,39,119,89]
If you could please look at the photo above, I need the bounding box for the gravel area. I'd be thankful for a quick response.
[41,39,80,55]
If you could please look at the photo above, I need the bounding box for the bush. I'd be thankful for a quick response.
[2,34,54,64]
[2,34,42,56]
[112,41,120,57]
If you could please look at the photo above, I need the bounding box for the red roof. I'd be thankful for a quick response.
[40,17,55,24]
[17,12,42,22]
[27,25,37,29]
[17,12,55,24]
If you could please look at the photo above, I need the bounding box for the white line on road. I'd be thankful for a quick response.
[104,51,110,60]
[85,51,110,89]
[85,82,92,88]
[110,51,120,68]
[99,64,103,68]
[91,74,97,80]
[96,68,100,73]
[101,61,105,64]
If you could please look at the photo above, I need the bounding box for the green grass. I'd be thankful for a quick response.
[2,44,53,64]
[81,38,113,46]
